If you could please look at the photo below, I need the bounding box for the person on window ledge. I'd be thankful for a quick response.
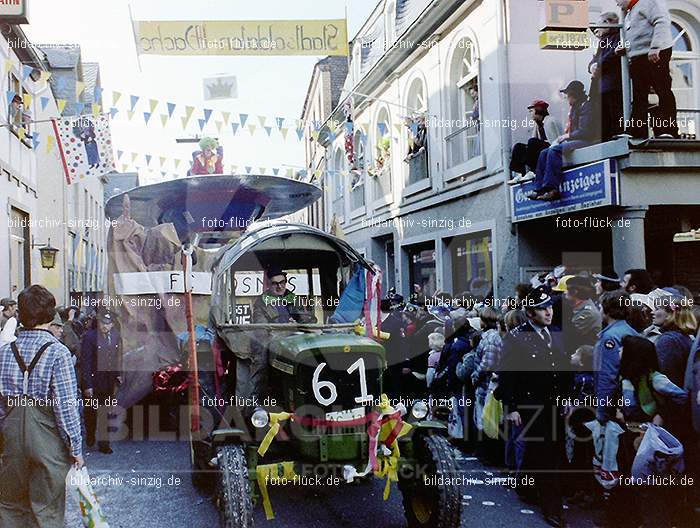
[507,100,563,185]
[528,81,598,202]
[589,12,623,141]
[615,0,678,139]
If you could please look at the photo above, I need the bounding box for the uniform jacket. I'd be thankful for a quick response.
[251,290,316,325]
[624,0,673,58]
[81,328,122,394]
[496,321,571,413]
[566,299,602,352]
[593,319,639,421]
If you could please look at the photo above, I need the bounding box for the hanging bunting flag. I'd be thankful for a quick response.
[144,112,152,124]
[159,156,167,167]
[222,111,231,126]
[57,99,67,114]
[40,71,51,83]
[112,91,122,106]
[239,113,248,128]
[311,130,320,141]
[17,127,26,141]
[76,81,86,98]
[92,103,101,116]
[22,64,33,81]
[22,93,32,107]
[52,114,116,183]
[245,166,252,174]
[295,119,304,129]
[6,90,16,104]
[174,159,182,168]
[94,87,104,101]
[275,117,284,130]
[130,95,140,111]
[117,150,124,159]
[378,122,388,136]
[4,59,14,73]
[230,165,238,173]
[198,119,206,131]
[181,116,189,129]
[258,116,267,128]
[286,168,293,178]
[184,105,195,121]
[264,126,272,137]
[40,96,49,111]
[259,167,266,175]
[167,102,176,117]
[74,102,85,115]
[160,114,169,127]
[273,168,279,175]
[31,132,40,150]
[231,122,239,135]
[296,128,304,141]
[394,123,402,135]
[145,154,152,166]
[203,109,213,123]
[149,99,159,113]
[280,128,289,140]
[46,134,56,154]
[247,124,257,135]
[215,121,223,133]
[131,152,139,162]
[110,107,119,119]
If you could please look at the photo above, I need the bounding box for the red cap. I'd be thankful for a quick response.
[528,99,549,110]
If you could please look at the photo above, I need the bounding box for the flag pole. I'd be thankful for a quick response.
[128,2,143,73]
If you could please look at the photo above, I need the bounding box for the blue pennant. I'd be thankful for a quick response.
[167,102,176,117]
[40,96,49,111]
[145,155,152,165]
[130,95,140,111]
[231,122,240,135]
[198,119,206,131]
[273,168,279,175]
[296,128,304,141]
[275,117,284,129]
[110,107,119,119]
[143,112,152,124]
[94,87,103,101]
[264,126,272,136]
[378,122,388,136]
[245,166,252,174]
[117,150,124,159]
[203,109,213,123]
[31,132,40,149]
[74,102,85,114]
[22,65,33,81]
[239,113,248,128]
[6,90,16,104]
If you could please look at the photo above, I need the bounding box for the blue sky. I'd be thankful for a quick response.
[25,0,378,182]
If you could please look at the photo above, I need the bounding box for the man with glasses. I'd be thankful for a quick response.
[252,267,315,325]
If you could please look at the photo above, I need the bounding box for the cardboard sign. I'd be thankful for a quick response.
[543,0,589,30]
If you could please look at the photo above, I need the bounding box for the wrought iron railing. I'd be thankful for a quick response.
[445,118,481,168]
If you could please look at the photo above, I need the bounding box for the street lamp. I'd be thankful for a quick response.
[32,237,59,269]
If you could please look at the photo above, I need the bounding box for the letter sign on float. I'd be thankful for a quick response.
[0,0,28,24]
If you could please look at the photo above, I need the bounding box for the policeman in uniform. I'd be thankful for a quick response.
[564,276,602,353]
[81,311,122,453]
[497,287,571,528]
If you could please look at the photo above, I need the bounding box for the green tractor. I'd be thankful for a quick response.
[191,222,463,528]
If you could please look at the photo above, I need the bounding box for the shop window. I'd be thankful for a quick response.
[448,231,493,300]
[446,37,480,168]
[671,20,700,138]
[407,242,436,302]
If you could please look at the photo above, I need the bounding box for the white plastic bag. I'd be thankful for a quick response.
[66,466,110,528]
[631,423,685,480]
[585,419,624,489]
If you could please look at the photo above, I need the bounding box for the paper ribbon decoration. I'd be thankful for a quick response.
[149,99,158,113]
[76,81,86,97]
[57,99,67,113]
[22,93,33,107]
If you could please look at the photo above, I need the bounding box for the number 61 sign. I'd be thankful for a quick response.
[312,358,374,406]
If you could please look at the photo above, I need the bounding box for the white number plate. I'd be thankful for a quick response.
[324,407,366,422]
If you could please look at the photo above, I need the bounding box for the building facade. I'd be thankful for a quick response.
[315,0,700,300]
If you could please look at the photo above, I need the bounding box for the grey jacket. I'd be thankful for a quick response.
[624,0,673,58]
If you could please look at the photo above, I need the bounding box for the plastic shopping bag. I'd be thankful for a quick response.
[482,391,503,440]
[585,420,624,490]
[631,423,684,481]
[66,467,110,528]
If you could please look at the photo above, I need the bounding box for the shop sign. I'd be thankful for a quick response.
[0,0,28,24]
[510,159,619,223]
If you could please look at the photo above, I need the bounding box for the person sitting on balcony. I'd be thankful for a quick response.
[589,12,624,141]
[528,81,599,201]
[507,100,563,185]
[616,0,677,139]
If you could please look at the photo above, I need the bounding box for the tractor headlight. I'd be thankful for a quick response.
[411,400,428,420]
[251,409,269,428]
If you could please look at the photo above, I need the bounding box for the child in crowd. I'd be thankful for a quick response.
[426,331,445,389]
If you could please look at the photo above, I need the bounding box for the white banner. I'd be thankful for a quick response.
[114,271,212,295]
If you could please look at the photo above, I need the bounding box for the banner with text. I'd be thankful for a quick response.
[133,19,349,56]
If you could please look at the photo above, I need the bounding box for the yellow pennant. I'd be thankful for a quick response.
[112,90,122,106]
[159,156,167,167]
[215,121,223,133]
[57,99,67,113]
[127,110,135,121]
[181,116,189,129]
[4,59,15,73]
[258,116,267,127]
[22,93,33,107]
[222,111,231,126]
[280,128,289,140]
[311,130,320,141]
[76,81,86,97]
[131,152,138,163]
[160,114,169,127]
[149,99,159,113]
[18,127,26,141]
[286,168,293,178]
[184,105,195,121]
[230,165,238,173]
[92,103,101,116]
[174,159,182,168]
[40,71,52,82]
[247,124,257,135]
[259,167,266,175]
[46,134,56,154]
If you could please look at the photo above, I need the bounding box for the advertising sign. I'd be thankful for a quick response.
[510,159,619,223]
[540,0,590,50]
[0,0,28,24]
[133,19,349,56]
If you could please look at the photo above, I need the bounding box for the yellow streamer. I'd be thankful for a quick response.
[256,461,297,520]
[257,412,292,457]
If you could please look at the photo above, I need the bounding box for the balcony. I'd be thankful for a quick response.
[445,121,480,168]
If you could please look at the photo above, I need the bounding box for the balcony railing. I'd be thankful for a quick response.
[445,119,481,168]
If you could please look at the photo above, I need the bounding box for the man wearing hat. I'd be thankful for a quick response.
[564,276,602,353]
[508,100,564,185]
[528,81,599,201]
[496,287,571,527]
[593,269,622,297]
[81,311,122,454]
[589,12,623,141]
[0,297,17,331]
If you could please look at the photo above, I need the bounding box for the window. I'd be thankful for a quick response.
[671,20,700,138]
[9,208,30,296]
[385,2,396,48]
[350,128,366,211]
[404,77,429,187]
[447,232,494,300]
[371,107,392,201]
[446,37,481,168]
[7,72,32,144]
[332,148,345,221]
[407,242,437,301]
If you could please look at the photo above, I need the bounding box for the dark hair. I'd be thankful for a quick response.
[515,283,531,300]
[624,269,655,294]
[619,335,658,382]
[18,285,56,329]
[600,290,630,320]
[626,300,652,333]
[504,309,528,330]
[479,306,500,331]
